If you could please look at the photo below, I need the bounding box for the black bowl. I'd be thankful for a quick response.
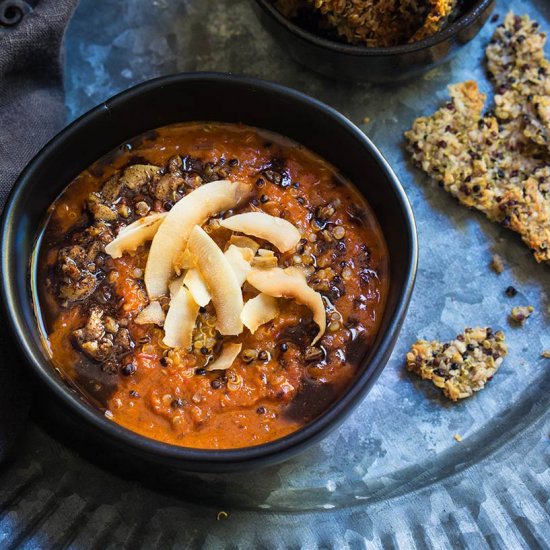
[252,0,495,83]
[0,73,417,472]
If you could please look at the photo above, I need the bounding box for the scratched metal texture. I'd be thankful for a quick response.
[0,0,549,547]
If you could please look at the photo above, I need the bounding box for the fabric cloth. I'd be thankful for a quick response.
[0,0,77,461]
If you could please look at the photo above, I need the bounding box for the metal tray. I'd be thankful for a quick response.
[1,0,548,546]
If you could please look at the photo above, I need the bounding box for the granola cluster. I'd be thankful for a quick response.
[405,13,550,263]
[406,328,508,401]
[273,0,457,47]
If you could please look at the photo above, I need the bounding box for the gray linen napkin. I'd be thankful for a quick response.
[0,0,77,460]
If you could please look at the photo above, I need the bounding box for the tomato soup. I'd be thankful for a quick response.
[36,123,389,449]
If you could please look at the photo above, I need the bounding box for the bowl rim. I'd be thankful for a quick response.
[0,72,418,467]
[254,0,494,57]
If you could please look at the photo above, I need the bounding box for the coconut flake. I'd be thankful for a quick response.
[252,248,278,268]
[206,343,242,371]
[134,301,166,326]
[145,180,252,299]
[105,212,167,259]
[169,275,185,299]
[241,293,279,333]
[183,268,211,307]
[181,243,254,310]
[219,212,301,252]
[187,226,244,335]
[227,235,260,254]
[224,245,254,286]
[173,249,195,275]
[163,286,199,349]
[246,267,326,344]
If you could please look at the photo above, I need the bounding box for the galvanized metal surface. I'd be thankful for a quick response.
[1,0,549,547]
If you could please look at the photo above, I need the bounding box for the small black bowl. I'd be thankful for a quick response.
[252,0,495,83]
[0,73,417,472]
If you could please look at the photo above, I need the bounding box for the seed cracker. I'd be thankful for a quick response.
[406,327,507,401]
[405,12,550,263]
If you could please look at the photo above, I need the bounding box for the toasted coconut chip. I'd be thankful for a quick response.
[182,244,254,309]
[145,180,252,299]
[246,267,326,345]
[227,235,260,254]
[169,275,185,299]
[219,212,301,252]
[105,213,167,259]
[187,226,244,335]
[173,249,195,276]
[224,245,254,286]
[253,248,278,269]
[134,301,165,326]
[163,286,199,349]
[183,268,211,307]
[241,293,279,333]
[205,343,242,371]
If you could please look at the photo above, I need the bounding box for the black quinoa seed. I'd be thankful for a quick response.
[129,390,140,398]
[260,194,269,204]
[200,346,209,355]
[195,368,206,376]
[171,398,186,408]
[280,343,288,352]
[228,158,239,167]
[120,363,136,376]
[466,343,475,351]
[256,178,265,187]
[505,286,518,297]
[160,357,168,367]
[256,406,266,414]
[258,350,269,361]
[211,379,223,389]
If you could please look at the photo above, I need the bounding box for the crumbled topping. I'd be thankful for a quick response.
[490,254,505,274]
[406,327,508,401]
[509,305,534,324]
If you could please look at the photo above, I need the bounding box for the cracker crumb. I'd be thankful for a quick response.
[542,350,550,358]
[405,12,550,265]
[363,117,371,124]
[510,305,534,324]
[406,327,508,401]
[454,434,462,442]
[491,254,505,274]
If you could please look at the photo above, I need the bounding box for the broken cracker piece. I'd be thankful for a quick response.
[405,13,550,265]
[406,327,508,401]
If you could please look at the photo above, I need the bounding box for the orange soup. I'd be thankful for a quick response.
[36,123,389,449]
